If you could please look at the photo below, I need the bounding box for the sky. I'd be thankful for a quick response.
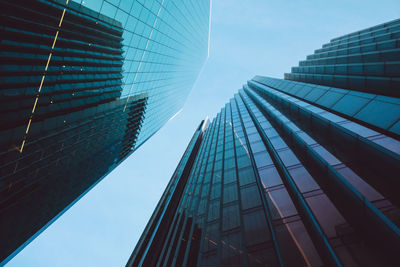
[6,0,400,266]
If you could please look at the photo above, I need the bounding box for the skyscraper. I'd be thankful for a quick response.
[0,0,211,263]
[129,19,400,266]
[285,18,400,98]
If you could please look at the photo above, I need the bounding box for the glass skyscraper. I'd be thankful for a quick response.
[285,18,400,98]
[129,19,400,266]
[0,0,211,264]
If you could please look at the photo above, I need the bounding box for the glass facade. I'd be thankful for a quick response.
[80,0,211,145]
[285,18,400,98]
[130,20,400,266]
[0,0,210,264]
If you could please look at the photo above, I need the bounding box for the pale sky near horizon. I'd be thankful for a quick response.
[6,0,400,266]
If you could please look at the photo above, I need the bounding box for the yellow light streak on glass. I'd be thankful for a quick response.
[52,31,59,49]
[18,2,69,153]
[25,119,32,134]
[44,53,52,72]
[31,97,39,114]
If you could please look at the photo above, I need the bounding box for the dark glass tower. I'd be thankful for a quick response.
[285,18,400,98]
[0,0,210,264]
[129,20,400,266]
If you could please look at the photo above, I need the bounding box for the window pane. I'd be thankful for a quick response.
[238,166,256,186]
[243,209,271,246]
[289,166,319,193]
[240,185,262,210]
[267,187,298,219]
[306,194,346,238]
[259,166,282,188]
[253,152,274,168]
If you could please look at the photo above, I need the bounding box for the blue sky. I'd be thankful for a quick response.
[6,0,400,266]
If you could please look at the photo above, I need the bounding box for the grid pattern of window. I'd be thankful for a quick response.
[0,94,147,264]
[285,18,400,98]
[252,76,400,137]
[0,0,210,264]
[0,0,126,150]
[1,0,210,153]
[131,81,400,265]
[131,18,400,266]
[80,0,211,146]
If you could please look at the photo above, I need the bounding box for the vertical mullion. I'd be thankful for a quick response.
[239,89,341,267]
[234,93,284,266]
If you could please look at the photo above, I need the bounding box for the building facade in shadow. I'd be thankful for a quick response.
[129,19,400,266]
[0,0,211,263]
